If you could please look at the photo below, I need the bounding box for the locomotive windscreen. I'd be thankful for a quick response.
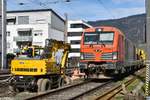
[84,32,114,44]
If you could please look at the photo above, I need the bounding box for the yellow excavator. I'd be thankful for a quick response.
[9,39,70,92]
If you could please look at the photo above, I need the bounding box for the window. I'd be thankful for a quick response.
[70,24,89,29]
[33,30,43,36]
[7,16,16,25]
[6,31,10,36]
[99,32,114,44]
[18,30,32,36]
[71,40,81,44]
[68,32,82,36]
[36,19,46,24]
[18,16,29,24]
[34,33,38,36]
[7,42,10,48]
[84,33,98,44]
[82,25,89,29]
[70,24,82,28]
[84,32,114,44]
[70,49,80,52]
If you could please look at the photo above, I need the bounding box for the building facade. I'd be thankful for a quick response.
[67,20,92,67]
[6,9,65,54]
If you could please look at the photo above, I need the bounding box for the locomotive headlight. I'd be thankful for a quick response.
[112,52,117,60]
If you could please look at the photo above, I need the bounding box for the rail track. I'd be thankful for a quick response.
[95,70,145,100]
[0,69,10,74]
[23,68,145,100]
[25,79,112,100]
[0,74,11,80]
[0,70,12,97]
[0,70,11,80]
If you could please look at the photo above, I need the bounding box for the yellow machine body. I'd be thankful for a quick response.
[11,59,60,76]
[11,39,70,76]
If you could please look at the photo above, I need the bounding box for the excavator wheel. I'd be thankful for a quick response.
[37,78,43,92]
[41,79,51,92]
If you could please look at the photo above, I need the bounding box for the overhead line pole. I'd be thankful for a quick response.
[64,13,68,43]
[1,0,6,70]
[146,0,150,97]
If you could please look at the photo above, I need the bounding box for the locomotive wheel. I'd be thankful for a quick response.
[41,79,51,92]
[37,78,43,92]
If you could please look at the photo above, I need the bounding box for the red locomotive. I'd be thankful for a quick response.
[80,26,143,78]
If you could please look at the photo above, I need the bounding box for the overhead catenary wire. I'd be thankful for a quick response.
[27,0,70,8]
[25,0,83,21]
[96,0,143,46]
[97,0,116,19]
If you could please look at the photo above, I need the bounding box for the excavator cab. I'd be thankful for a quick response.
[17,45,44,59]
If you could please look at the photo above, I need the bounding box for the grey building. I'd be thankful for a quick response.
[7,9,65,54]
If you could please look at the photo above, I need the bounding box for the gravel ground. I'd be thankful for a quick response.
[0,68,145,100]
[26,81,106,100]
[0,78,85,100]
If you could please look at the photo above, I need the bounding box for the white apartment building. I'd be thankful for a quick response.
[6,9,65,54]
[67,20,92,67]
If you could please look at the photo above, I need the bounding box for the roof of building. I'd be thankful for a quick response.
[68,20,92,28]
[7,9,65,22]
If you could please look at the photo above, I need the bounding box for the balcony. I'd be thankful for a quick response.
[13,36,33,42]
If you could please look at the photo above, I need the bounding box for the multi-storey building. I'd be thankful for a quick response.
[6,9,65,54]
[67,20,92,67]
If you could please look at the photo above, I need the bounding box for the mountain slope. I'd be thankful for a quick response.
[88,14,146,44]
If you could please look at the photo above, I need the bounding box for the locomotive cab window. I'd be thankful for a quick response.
[99,32,114,44]
[84,33,98,44]
[84,32,114,45]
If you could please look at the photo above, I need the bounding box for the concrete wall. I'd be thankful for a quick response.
[51,12,65,32]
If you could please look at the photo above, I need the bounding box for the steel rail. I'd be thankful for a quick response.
[0,69,10,75]
[0,74,11,80]
[25,79,93,100]
[69,81,112,100]
[95,72,145,100]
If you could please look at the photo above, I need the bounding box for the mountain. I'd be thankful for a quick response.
[88,14,146,44]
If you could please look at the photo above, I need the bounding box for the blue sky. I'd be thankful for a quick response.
[7,0,145,21]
